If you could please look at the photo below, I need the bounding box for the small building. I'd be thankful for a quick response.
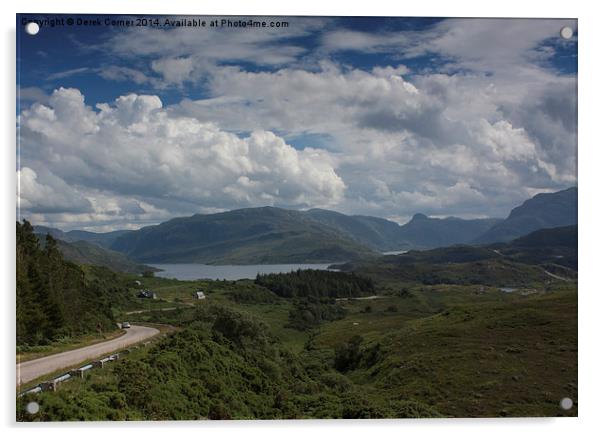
[134,280,141,286]
[194,291,206,300]
[138,289,157,299]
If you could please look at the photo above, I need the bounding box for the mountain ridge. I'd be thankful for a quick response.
[31,187,577,266]
[474,187,577,244]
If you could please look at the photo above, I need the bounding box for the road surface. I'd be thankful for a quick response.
[16,325,160,386]
[124,303,193,315]
[542,269,570,282]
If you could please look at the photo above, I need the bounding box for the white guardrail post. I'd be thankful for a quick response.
[18,334,157,397]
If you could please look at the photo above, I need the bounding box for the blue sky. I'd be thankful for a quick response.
[17,15,577,231]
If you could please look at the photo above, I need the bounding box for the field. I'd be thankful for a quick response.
[18,266,577,420]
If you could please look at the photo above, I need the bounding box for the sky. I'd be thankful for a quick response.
[16,15,578,231]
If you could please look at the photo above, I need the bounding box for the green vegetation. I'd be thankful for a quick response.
[287,297,346,331]
[337,225,578,288]
[475,187,577,243]
[54,239,155,274]
[17,304,442,420]
[226,287,279,304]
[494,225,577,269]
[33,225,132,248]
[317,288,577,418]
[391,213,501,250]
[17,281,577,420]
[305,208,413,251]
[34,226,152,274]
[17,329,125,363]
[17,221,117,346]
[16,219,578,421]
[110,207,377,264]
[255,269,374,298]
[31,188,577,268]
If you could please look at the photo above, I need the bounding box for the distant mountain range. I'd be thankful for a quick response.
[305,209,501,251]
[474,187,577,244]
[32,187,577,266]
[393,213,501,250]
[33,228,152,274]
[110,207,376,264]
[54,239,157,274]
[34,226,133,248]
[337,225,577,286]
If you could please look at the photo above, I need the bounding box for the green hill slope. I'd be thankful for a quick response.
[338,225,577,286]
[54,239,157,274]
[111,207,377,264]
[17,221,116,346]
[305,209,409,251]
[395,214,501,249]
[34,226,154,274]
[474,187,577,243]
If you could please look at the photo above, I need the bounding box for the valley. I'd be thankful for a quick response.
[17,187,578,420]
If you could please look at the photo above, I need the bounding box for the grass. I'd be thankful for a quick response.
[19,269,577,419]
[314,286,577,417]
[16,329,126,363]
[17,324,170,394]
[18,345,156,420]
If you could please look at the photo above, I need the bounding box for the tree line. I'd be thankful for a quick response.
[17,220,116,346]
[255,269,375,299]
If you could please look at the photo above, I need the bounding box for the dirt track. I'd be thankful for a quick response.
[16,325,159,386]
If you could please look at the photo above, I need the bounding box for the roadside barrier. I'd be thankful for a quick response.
[17,324,172,398]
[19,345,147,396]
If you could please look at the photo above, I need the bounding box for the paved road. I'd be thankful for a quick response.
[16,325,160,386]
[543,269,570,282]
[124,303,193,315]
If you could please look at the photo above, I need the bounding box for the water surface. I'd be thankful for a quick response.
[148,263,334,281]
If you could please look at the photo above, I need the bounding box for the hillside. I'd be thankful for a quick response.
[337,225,577,286]
[305,209,410,251]
[107,208,504,264]
[30,188,577,265]
[306,209,501,251]
[65,229,133,249]
[54,239,157,274]
[493,225,577,270]
[394,213,501,249]
[111,207,377,264]
[19,272,577,419]
[474,187,577,243]
[17,221,116,346]
[34,227,154,274]
[33,226,133,249]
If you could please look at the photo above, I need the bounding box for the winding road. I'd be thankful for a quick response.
[16,325,160,386]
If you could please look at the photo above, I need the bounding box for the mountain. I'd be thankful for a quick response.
[65,229,133,249]
[493,225,577,270]
[53,239,157,274]
[17,221,116,346]
[110,207,377,264]
[34,226,153,274]
[337,225,577,286]
[394,214,501,249]
[305,209,500,251]
[31,188,576,266]
[33,226,133,249]
[32,225,74,242]
[305,209,410,251]
[474,187,577,244]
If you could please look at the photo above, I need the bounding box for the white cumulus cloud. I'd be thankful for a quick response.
[18,87,346,229]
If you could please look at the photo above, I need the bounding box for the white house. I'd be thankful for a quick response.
[195,291,206,300]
